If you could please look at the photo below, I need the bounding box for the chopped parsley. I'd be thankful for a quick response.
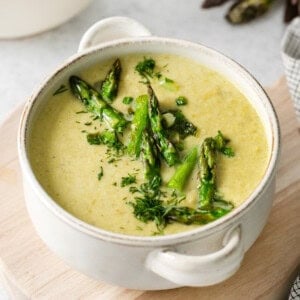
[122,96,134,105]
[97,166,104,181]
[87,131,123,151]
[76,110,88,114]
[214,131,235,157]
[175,96,188,106]
[166,110,197,139]
[135,57,177,90]
[135,57,156,82]
[121,174,137,187]
[53,84,68,96]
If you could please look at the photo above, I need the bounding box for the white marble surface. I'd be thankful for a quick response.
[0,0,286,298]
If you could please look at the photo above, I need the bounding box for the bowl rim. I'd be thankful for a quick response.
[17,36,281,247]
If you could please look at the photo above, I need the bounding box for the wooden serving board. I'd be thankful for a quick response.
[0,77,299,300]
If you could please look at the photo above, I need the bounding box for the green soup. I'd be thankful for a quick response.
[28,54,269,236]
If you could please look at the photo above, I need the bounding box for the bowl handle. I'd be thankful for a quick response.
[146,225,244,287]
[78,16,152,52]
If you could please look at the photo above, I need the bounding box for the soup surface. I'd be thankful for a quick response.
[28,54,269,236]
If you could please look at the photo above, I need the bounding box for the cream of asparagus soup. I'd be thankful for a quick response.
[28,54,269,236]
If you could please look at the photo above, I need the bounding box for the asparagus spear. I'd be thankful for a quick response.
[127,95,149,157]
[166,204,233,225]
[147,85,179,166]
[212,199,234,216]
[140,129,162,190]
[69,76,128,133]
[198,137,217,209]
[167,147,198,192]
[226,0,274,24]
[131,196,232,229]
[100,59,122,103]
[198,132,234,209]
[166,206,218,225]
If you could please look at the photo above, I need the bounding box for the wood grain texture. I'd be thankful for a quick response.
[0,77,299,299]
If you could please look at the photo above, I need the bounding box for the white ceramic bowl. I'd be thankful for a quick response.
[0,0,91,39]
[18,17,280,290]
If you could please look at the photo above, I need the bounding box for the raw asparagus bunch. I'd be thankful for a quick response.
[201,0,276,24]
[284,0,299,23]
[69,76,127,133]
[226,0,274,24]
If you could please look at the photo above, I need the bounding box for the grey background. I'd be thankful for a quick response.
[0,0,286,298]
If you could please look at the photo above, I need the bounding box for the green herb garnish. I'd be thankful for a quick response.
[87,131,123,151]
[166,110,197,139]
[176,96,188,106]
[122,96,134,105]
[135,57,156,82]
[135,57,178,90]
[76,110,88,114]
[97,166,104,181]
[214,130,235,157]
[121,174,137,187]
[53,84,68,96]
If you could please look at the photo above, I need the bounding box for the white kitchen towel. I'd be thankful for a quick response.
[281,18,300,300]
[289,275,300,300]
[282,17,300,122]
